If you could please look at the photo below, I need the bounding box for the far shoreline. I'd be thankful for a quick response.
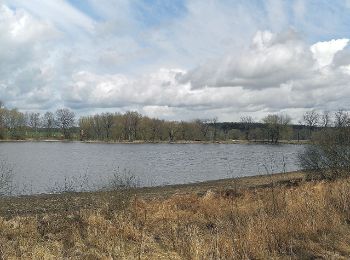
[0,138,310,145]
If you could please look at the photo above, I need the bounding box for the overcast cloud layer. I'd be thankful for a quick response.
[1,0,350,121]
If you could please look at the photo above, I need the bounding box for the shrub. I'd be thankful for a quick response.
[299,127,350,179]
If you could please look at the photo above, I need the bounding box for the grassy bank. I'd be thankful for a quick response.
[2,171,350,259]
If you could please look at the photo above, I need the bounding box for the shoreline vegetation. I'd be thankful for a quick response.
[3,170,350,258]
[0,104,336,144]
[0,138,310,145]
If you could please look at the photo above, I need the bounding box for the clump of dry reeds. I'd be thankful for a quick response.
[2,177,350,259]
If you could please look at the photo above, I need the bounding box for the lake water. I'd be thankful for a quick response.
[0,142,305,195]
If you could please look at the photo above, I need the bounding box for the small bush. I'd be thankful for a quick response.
[108,167,140,190]
[47,173,90,194]
[97,168,141,214]
[299,128,350,179]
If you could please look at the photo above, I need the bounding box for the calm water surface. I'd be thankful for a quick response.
[0,142,305,195]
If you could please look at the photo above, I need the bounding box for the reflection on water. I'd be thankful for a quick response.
[0,142,305,195]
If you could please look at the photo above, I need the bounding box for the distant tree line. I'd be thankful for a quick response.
[0,104,75,140]
[0,101,348,143]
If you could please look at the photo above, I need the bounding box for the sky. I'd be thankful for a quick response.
[1,0,350,122]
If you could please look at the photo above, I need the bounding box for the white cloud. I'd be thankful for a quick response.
[61,30,350,122]
[4,0,95,33]
[1,1,350,122]
[0,4,59,108]
[310,39,349,67]
[181,30,314,90]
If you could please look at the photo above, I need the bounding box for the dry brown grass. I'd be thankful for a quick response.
[2,176,350,259]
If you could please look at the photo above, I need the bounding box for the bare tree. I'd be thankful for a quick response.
[195,119,210,140]
[165,121,179,142]
[101,112,114,140]
[122,111,141,141]
[303,110,319,129]
[179,121,188,140]
[79,116,94,140]
[320,110,332,128]
[42,112,55,137]
[334,109,349,128]
[299,126,350,180]
[27,112,41,136]
[303,110,320,138]
[240,116,254,141]
[93,114,103,139]
[150,118,163,142]
[210,117,219,141]
[5,109,26,139]
[55,108,75,139]
[262,114,291,143]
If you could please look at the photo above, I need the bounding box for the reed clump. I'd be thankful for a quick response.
[2,177,350,259]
